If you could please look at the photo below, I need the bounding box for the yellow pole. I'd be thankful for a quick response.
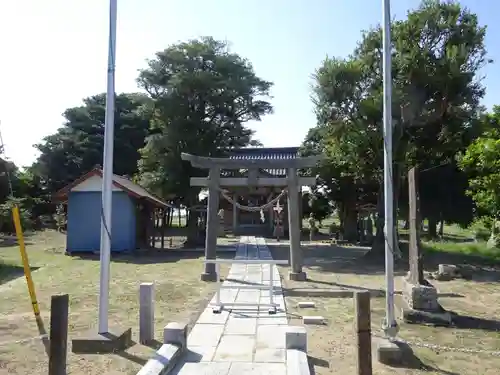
[12,205,40,316]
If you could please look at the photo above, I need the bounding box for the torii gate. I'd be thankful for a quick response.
[181,152,323,281]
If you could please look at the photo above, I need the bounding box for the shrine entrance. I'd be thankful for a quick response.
[181,148,323,282]
[238,194,266,226]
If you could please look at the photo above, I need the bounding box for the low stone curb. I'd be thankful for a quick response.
[286,326,310,375]
[286,349,310,375]
[137,343,183,375]
[136,322,187,375]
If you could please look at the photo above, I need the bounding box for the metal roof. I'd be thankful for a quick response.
[54,167,172,208]
[225,147,300,177]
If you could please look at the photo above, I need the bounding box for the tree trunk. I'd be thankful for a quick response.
[438,215,444,238]
[185,194,201,246]
[343,206,358,242]
[428,217,438,238]
[369,184,385,256]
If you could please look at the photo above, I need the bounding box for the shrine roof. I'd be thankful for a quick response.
[225,147,300,177]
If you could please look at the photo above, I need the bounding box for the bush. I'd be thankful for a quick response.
[328,223,340,236]
[0,197,32,233]
[469,217,492,241]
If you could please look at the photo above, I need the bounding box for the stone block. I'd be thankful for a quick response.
[438,264,458,275]
[136,343,180,375]
[286,349,310,375]
[289,271,307,281]
[163,322,187,347]
[302,316,325,325]
[139,282,154,344]
[200,272,218,282]
[72,326,132,354]
[297,301,315,308]
[402,278,439,311]
[285,326,307,351]
[376,337,404,365]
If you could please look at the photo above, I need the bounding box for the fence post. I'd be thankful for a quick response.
[139,282,155,344]
[48,294,69,375]
[354,291,372,375]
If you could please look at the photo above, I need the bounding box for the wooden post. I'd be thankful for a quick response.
[203,167,220,281]
[354,291,372,375]
[161,208,166,249]
[139,282,154,344]
[48,294,69,375]
[408,167,424,284]
[151,209,156,249]
[232,193,238,233]
[166,207,171,228]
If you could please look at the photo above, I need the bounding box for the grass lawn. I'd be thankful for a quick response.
[269,241,500,375]
[0,230,228,375]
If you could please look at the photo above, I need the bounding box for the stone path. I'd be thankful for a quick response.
[171,236,289,375]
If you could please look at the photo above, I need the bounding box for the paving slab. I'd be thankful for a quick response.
[213,335,255,362]
[187,324,224,347]
[173,236,292,375]
[224,318,257,335]
[228,363,287,375]
[172,362,231,375]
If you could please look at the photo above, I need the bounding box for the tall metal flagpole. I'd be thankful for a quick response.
[98,0,117,334]
[382,0,398,338]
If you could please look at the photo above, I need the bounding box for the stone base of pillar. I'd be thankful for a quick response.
[399,276,453,326]
[289,271,307,281]
[200,272,218,282]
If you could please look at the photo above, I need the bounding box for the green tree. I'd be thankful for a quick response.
[136,37,273,242]
[309,0,490,253]
[458,106,500,246]
[32,93,152,193]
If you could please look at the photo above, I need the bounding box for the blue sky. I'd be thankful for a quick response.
[0,0,498,168]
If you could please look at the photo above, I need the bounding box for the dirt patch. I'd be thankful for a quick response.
[0,230,229,375]
[271,243,500,375]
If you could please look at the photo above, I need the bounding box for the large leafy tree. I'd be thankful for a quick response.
[308,0,490,253]
[458,107,500,236]
[137,37,272,206]
[32,93,152,193]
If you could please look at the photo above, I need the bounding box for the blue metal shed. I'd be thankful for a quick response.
[54,167,169,253]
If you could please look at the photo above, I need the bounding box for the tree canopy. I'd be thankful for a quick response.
[137,37,272,204]
[32,93,152,193]
[305,0,490,248]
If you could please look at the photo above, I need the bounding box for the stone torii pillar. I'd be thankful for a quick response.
[180,152,324,282]
[202,167,220,281]
[287,168,306,281]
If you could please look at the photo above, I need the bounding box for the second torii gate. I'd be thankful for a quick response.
[181,152,323,282]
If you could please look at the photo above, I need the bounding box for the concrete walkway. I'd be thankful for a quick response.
[172,236,289,375]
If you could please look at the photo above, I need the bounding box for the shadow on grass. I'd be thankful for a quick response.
[268,242,408,276]
[282,278,464,299]
[112,339,161,366]
[307,355,329,375]
[386,341,461,375]
[35,315,50,356]
[267,239,500,280]
[68,245,237,265]
[0,262,40,285]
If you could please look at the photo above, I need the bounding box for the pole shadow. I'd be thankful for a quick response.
[35,315,50,356]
